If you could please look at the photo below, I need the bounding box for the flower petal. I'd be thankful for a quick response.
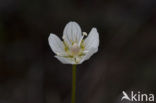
[79,48,98,64]
[55,56,75,64]
[48,33,66,55]
[63,21,82,46]
[84,28,99,52]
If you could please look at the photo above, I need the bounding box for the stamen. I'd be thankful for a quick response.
[78,32,88,46]
[83,50,89,53]
[56,52,61,56]
[75,57,81,63]
[83,32,87,36]
[56,52,67,57]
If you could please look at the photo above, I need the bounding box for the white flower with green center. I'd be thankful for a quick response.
[48,21,99,64]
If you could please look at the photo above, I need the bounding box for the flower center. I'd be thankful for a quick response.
[62,32,88,63]
[70,43,81,56]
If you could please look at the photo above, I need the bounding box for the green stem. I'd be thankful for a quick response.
[71,64,77,103]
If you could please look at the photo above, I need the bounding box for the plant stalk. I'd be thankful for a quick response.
[71,64,77,103]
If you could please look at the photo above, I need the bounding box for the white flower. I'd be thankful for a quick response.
[48,21,99,64]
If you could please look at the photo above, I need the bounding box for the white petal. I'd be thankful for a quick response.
[84,28,99,52]
[63,21,82,46]
[55,56,75,64]
[48,33,66,55]
[79,48,98,64]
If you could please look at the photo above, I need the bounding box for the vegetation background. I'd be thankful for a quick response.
[0,0,156,103]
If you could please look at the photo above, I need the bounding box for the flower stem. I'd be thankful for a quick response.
[71,64,77,103]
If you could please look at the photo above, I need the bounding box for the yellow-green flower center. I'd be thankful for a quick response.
[61,32,88,63]
[63,41,85,58]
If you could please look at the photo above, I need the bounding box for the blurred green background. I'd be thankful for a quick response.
[0,0,156,103]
